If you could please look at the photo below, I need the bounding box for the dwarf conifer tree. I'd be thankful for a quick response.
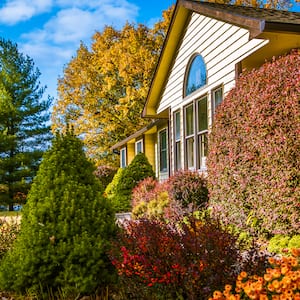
[0,130,117,296]
[106,153,155,212]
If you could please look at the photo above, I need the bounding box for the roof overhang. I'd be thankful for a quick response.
[142,0,300,118]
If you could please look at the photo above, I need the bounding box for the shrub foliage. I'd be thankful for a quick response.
[105,153,155,213]
[207,50,300,236]
[110,217,245,299]
[0,131,117,296]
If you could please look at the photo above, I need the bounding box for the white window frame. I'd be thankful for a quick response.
[159,129,168,173]
[135,139,143,155]
[120,147,127,168]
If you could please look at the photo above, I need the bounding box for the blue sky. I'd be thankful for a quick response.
[0,0,175,102]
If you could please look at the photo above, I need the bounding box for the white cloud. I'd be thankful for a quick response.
[16,0,140,101]
[0,0,53,25]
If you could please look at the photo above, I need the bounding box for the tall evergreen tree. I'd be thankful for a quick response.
[0,130,117,296]
[0,38,52,210]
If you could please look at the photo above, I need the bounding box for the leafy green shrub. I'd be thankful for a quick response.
[0,131,117,297]
[105,153,155,213]
[268,234,300,254]
[109,216,262,299]
[167,170,209,209]
[94,165,117,191]
[207,50,300,237]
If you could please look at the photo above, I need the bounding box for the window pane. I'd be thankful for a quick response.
[198,133,208,169]
[175,141,181,170]
[198,97,208,132]
[185,105,194,136]
[213,87,223,113]
[160,130,167,172]
[185,55,207,96]
[136,140,142,154]
[174,111,181,141]
[120,148,126,168]
[186,137,194,169]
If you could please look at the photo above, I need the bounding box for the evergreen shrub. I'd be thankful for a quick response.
[105,153,155,213]
[0,131,117,296]
[207,50,300,237]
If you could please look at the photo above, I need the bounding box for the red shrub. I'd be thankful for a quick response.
[207,50,300,237]
[109,217,243,299]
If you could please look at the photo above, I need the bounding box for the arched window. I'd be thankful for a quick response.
[184,54,207,97]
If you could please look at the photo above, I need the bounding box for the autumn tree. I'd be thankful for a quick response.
[0,38,52,210]
[52,8,173,166]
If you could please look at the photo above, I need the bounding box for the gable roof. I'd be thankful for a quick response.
[142,0,300,118]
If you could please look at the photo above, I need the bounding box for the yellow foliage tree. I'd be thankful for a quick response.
[52,7,173,166]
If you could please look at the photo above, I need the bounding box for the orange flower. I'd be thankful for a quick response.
[225,284,232,291]
[240,271,248,279]
[213,290,223,299]
[264,273,273,282]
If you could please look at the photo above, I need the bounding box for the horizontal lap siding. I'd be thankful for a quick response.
[157,13,268,114]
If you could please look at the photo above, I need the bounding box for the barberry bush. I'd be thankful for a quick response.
[110,216,251,299]
[207,50,300,237]
[131,177,170,220]
[94,165,117,191]
[168,170,209,209]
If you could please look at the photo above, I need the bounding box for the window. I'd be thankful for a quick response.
[197,97,208,169]
[120,147,126,168]
[174,111,181,171]
[185,54,207,97]
[184,104,194,169]
[212,86,223,117]
[183,97,208,171]
[135,139,143,154]
[159,129,168,172]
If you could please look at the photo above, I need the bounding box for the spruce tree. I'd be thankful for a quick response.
[0,38,52,210]
[0,131,117,296]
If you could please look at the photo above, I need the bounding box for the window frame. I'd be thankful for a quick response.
[159,129,168,173]
[120,147,127,168]
[184,102,195,170]
[196,96,208,170]
[135,139,143,155]
[212,85,223,119]
[173,110,181,171]
[183,53,207,98]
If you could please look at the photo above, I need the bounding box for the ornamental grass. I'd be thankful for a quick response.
[210,248,300,300]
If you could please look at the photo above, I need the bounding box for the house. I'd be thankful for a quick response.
[112,0,300,181]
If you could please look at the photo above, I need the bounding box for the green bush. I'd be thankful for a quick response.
[105,153,155,213]
[0,131,117,297]
[207,50,300,237]
[268,234,300,254]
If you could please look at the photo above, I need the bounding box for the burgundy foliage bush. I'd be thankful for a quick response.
[168,170,209,209]
[109,217,246,299]
[94,165,117,190]
[207,50,300,237]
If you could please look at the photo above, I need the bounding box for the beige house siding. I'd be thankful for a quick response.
[157,12,268,117]
[156,12,269,175]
